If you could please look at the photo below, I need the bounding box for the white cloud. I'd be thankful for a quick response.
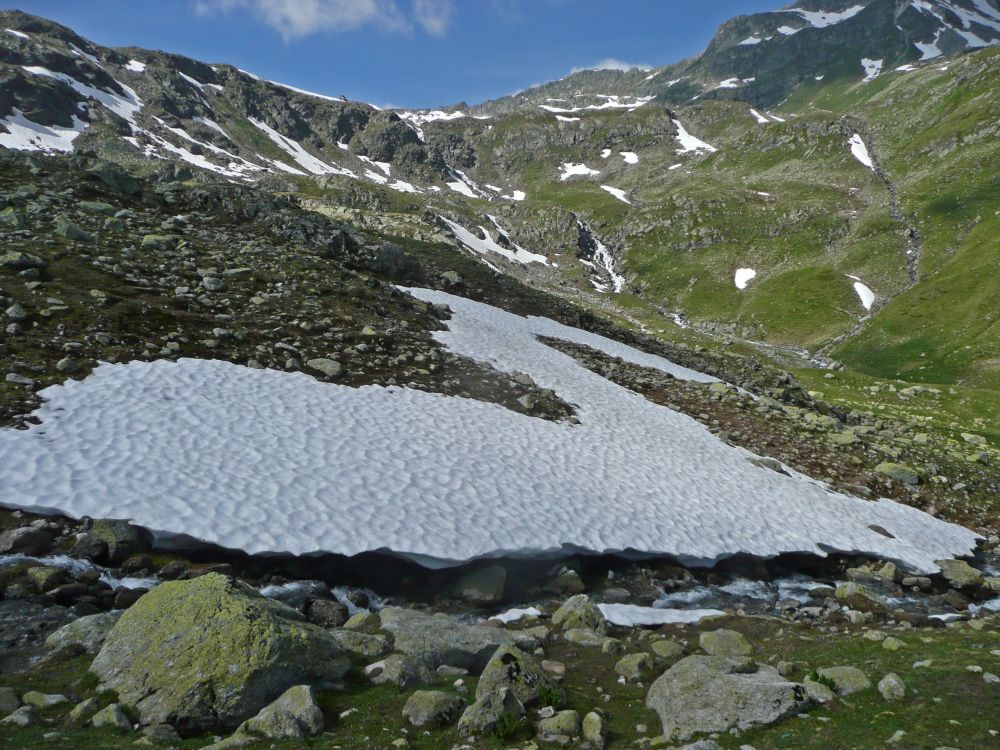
[413,0,452,36]
[194,0,452,40]
[570,58,653,74]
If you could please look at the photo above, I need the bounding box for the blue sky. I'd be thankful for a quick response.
[16,1,784,107]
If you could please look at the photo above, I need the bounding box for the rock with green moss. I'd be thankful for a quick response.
[45,611,121,654]
[92,703,133,731]
[878,673,906,702]
[22,691,68,708]
[402,690,466,727]
[476,645,563,707]
[0,251,46,269]
[327,629,393,658]
[537,709,580,738]
[874,462,920,485]
[934,559,984,590]
[582,711,607,748]
[235,685,323,740]
[816,666,871,696]
[343,610,381,633]
[90,519,150,564]
[551,595,606,633]
[651,639,686,663]
[615,652,655,682]
[90,574,350,732]
[54,214,93,242]
[69,698,100,725]
[699,629,753,658]
[457,686,524,737]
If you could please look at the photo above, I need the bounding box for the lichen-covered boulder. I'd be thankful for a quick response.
[402,690,466,727]
[646,655,807,741]
[699,629,753,658]
[457,687,524,737]
[90,574,349,733]
[235,685,324,740]
[90,519,150,564]
[551,595,606,634]
[476,645,564,707]
[816,666,871,696]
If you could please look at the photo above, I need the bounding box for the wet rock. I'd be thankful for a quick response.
[402,690,466,727]
[90,519,150,565]
[449,565,506,605]
[305,598,349,628]
[90,574,350,732]
[646,656,807,741]
[0,526,51,555]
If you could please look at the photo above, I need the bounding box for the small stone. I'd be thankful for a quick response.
[882,637,905,651]
[651,639,686,662]
[816,666,871,696]
[878,673,906,702]
[306,358,342,379]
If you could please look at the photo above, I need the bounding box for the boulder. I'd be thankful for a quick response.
[91,703,132,731]
[816,666,871,696]
[582,711,607,748]
[699,629,753,658]
[306,598,349,628]
[551,595,606,633]
[874,462,920,485]
[457,687,524,737]
[0,251,46,269]
[615,652,655,682]
[22,691,68,708]
[878,673,906,702]
[69,698,100,725]
[537,709,580,738]
[449,565,506,605]
[935,559,984,590]
[364,654,430,688]
[0,526,51,555]
[835,582,884,611]
[379,607,526,672]
[306,358,342,379]
[1,706,38,727]
[236,685,324,740]
[0,687,20,714]
[90,574,350,732]
[90,519,150,565]
[327,629,393,658]
[651,639,686,663]
[402,690,466,727]
[646,656,807,741]
[344,610,381,633]
[45,611,122,654]
[476,645,563,707]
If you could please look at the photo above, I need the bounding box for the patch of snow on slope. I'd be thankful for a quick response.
[0,289,979,571]
[248,117,350,177]
[68,42,99,64]
[750,108,771,124]
[0,108,87,153]
[739,35,763,45]
[861,57,884,81]
[777,25,801,35]
[848,133,875,169]
[5,28,29,40]
[581,220,626,293]
[601,186,631,204]
[672,118,717,154]
[194,116,230,140]
[559,162,600,181]
[267,80,346,102]
[441,216,548,266]
[846,274,875,310]
[22,66,142,126]
[915,31,944,59]
[490,607,542,624]
[735,268,757,289]
[398,110,464,140]
[620,151,639,164]
[539,95,653,115]
[125,59,146,73]
[555,115,580,122]
[787,5,866,27]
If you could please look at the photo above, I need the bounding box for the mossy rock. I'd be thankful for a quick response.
[90,573,350,734]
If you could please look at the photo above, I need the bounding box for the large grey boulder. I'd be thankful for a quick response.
[699,629,753,658]
[0,526,51,555]
[235,685,324,740]
[379,607,532,672]
[45,611,122,654]
[935,559,984,590]
[476,645,563,707]
[646,655,808,741]
[90,574,350,733]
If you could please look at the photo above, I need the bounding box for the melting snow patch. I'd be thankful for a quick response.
[600,185,631,204]
[848,133,875,169]
[750,108,771,124]
[788,5,866,28]
[555,115,580,122]
[739,35,763,45]
[620,151,639,164]
[847,274,875,310]
[0,108,87,153]
[248,117,348,176]
[0,288,980,571]
[559,162,600,181]
[735,268,757,289]
[22,65,142,126]
[861,57,884,81]
[598,604,725,627]
[441,216,548,266]
[125,59,146,73]
[672,118,717,154]
[5,28,29,40]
